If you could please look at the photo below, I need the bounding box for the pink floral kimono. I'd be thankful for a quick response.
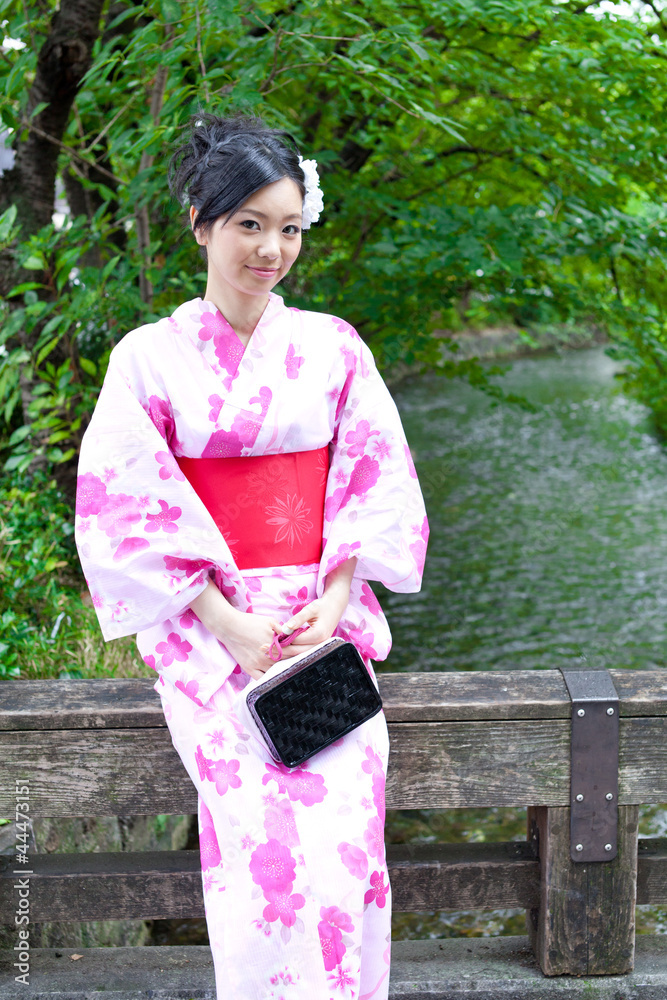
[75,292,428,999]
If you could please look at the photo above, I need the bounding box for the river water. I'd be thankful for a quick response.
[380,347,667,674]
[379,346,667,939]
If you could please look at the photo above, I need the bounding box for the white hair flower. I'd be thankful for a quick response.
[298,155,324,230]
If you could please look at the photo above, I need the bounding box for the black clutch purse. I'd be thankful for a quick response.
[236,637,383,769]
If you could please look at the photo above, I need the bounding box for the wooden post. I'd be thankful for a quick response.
[527,804,639,976]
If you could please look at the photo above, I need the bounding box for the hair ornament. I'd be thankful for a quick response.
[299,155,324,229]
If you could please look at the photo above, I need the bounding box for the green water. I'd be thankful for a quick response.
[380,346,667,939]
[380,347,667,674]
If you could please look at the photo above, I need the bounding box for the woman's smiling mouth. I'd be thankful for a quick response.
[246,265,279,277]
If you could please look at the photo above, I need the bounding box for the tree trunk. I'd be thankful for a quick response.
[0,0,105,266]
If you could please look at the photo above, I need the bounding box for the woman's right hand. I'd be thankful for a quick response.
[189,581,287,680]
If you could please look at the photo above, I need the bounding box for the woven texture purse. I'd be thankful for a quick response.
[236,637,383,768]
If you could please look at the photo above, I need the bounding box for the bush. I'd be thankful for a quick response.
[0,470,143,678]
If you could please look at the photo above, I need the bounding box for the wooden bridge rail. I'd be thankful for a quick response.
[1,670,667,987]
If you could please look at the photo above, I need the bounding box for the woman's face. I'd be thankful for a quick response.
[191,176,303,301]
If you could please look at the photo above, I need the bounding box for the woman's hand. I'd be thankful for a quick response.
[189,582,283,680]
[261,557,358,658]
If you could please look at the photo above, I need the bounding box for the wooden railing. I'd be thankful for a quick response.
[1,670,667,997]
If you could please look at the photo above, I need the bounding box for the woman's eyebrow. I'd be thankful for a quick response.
[242,209,303,221]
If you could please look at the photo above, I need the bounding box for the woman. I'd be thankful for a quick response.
[75,113,428,999]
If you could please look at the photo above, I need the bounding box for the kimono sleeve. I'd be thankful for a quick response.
[318,329,429,594]
[75,335,234,641]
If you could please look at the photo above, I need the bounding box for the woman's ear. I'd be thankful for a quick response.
[190,205,205,243]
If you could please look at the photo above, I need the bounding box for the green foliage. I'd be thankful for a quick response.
[0,0,665,499]
[0,471,83,675]
[0,469,145,677]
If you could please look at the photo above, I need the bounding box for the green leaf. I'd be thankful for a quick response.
[0,204,18,243]
[8,425,31,447]
[79,357,97,376]
[405,40,429,62]
[22,254,46,271]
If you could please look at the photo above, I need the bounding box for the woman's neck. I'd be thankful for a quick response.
[203,283,270,346]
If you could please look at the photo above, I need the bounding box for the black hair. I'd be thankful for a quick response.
[168,111,306,237]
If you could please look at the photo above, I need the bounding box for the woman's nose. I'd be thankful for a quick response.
[257,234,280,259]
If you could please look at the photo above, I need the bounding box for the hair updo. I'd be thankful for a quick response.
[168,112,306,236]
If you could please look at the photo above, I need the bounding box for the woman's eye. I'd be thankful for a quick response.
[284,225,301,235]
[240,220,259,230]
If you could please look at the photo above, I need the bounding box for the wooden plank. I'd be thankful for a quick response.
[527,805,638,976]
[637,837,667,905]
[3,716,667,817]
[0,678,165,731]
[3,669,667,731]
[0,842,540,922]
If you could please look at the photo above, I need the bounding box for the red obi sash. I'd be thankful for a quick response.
[176,447,329,570]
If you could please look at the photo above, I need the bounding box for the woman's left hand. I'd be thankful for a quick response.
[260,556,357,659]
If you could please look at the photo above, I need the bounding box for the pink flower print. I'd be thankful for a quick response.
[97,493,142,537]
[157,632,192,666]
[145,499,182,533]
[143,654,156,670]
[361,746,383,779]
[332,316,356,338]
[340,344,358,377]
[179,608,198,629]
[345,419,380,458]
[360,582,381,616]
[264,798,300,848]
[318,906,353,972]
[202,428,243,458]
[372,436,392,461]
[263,887,306,926]
[208,758,242,796]
[163,555,210,577]
[372,774,386,826]
[195,745,213,781]
[324,456,380,520]
[265,495,313,546]
[200,824,222,870]
[110,600,128,622]
[285,344,305,380]
[404,442,418,479]
[328,965,357,992]
[262,763,327,806]
[208,394,224,423]
[284,584,310,617]
[102,466,117,484]
[320,905,354,932]
[363,815,384,861]
[155,450,185,482]
[76,473,108,517]
[364,869,390,908]
[198,311,218,341]
[175,678,203,706]
[249,839,297,894]
[207,728,227,751]
[347,627,378,660]
[91,593,104,609]
[213,324,244,375]
[324,541,361,575]
[337,841,368,880]
[269,965,299,989]
[148,395,175,444]
[113,536,150,562]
